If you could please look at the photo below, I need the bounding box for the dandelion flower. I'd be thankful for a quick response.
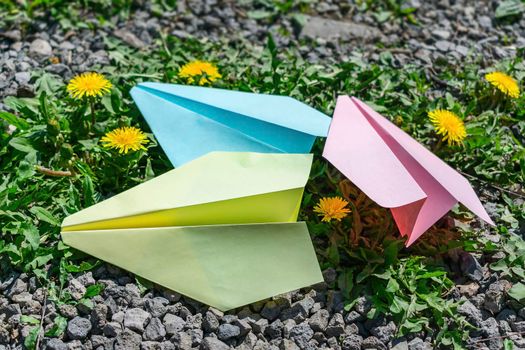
[67,72,112,99]
[101,127,149,154]
[485,71,520,98]
[178,60,222,85]
[314,197,351,222]
[428,109,467,146]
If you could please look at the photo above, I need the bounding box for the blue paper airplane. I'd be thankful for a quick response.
[130,82,332,167]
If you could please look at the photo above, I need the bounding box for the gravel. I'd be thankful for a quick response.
[1,1,525,349]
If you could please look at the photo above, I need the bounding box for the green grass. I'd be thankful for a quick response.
[1,33,525,349]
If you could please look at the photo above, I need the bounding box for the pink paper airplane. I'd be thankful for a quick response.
[323,96,495,246]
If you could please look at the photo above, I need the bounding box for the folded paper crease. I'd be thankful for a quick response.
[63,152,313,230]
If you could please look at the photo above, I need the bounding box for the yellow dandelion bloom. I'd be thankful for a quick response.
[67,72,112,99]
[314,197,351,222]
[485,71,520,98]
[428,109,467,146]
[178,60,222,85]
[100,127,149,154]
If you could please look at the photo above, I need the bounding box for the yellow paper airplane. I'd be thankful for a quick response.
[61,152,323,310]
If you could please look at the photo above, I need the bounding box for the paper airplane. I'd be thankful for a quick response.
[62,152,323,310]
[62,223,320,311]
[130,82,331,167]
[323,96,494,246]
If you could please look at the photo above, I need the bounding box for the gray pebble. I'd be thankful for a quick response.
[144,297,168,318]
[104,297,118,317]
[407,337,432,350]
[280,338,300,350]
[58,304,78,319]
[265,319,283,339]
[362,336,387,350]
[325,313,345,338]
[370,321,396,344]
[103,321,122,337]
[171,331,192,349]
[478,16,492,30]
[91,303,108,328]
[455,45,469,57]
[113,29,146,49]
[140,341,163,350]
[344,311,363,324]
[458,300,483,326]
[0,304,21,318]
[14,72,30,85]
[354,296,372,315]
[59,41,75,50]
[250,318,268,334]
[432,30,450,40]
[189,328,203,346]
[1,30,22,41]
[201,337,229,350]
[65,279,86,301]
[459,252,484,281]
[91,334,115,348]
[67,316,92,340]
[481,317,501,349]
[185,313,203,329]
[218,323,240,341]
[496,308,516,322]
[112,311,125,324]
[484,280,511,314]
[202,311,219,333]
[115,329,141,350]
[342,334,363,350]
[77,272,96,286]
[280,296,314,322]
[64,339,83,350]
[161,290,181,303]
[163,313,185,335]
[434,40,453,52]
[7,278,27,297]
[143,317,166,341]
[261,300,282,321]
[289,322,313,348]
[45,338,68,350]
[124,308,151,332]
[511,320,525,333]
[29,39,52,57]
